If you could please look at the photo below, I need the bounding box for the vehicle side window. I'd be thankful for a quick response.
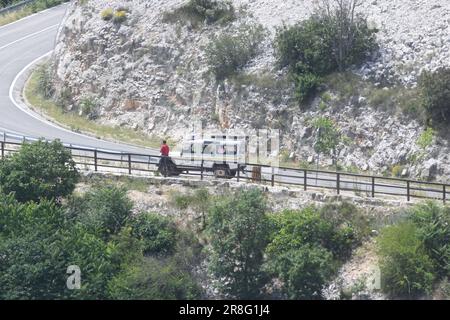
[216,145,225,155]
[203,144,215,154]
[224,145,237,155]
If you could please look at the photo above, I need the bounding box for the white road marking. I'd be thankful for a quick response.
[8,51,155,152]
[8,50,105,140]
[0,24,58,51]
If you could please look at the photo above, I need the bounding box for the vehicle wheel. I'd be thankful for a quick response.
[214,165,230,179]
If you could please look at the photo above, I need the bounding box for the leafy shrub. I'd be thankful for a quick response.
[408,202,450,277]
[35,63,54,98]
[294,72,322,102]
[318,202,372,247]
[265,205,365,299]
[419,68,450,125]
[79,96,98,120]
[377,222,435,298]
[267,206,359,261]
[100,8,114,21]
[108,256,202,300]
[206,24,266,81]
[207,188,272,299]
[311,117,345,165]
[129,212,177,256]
[170,193,192,210]
[163,0,235,28]
[113,10,127,24]
[266,245,336,299]
[74,186,133,239]
[391,164,404,178]
[274,7,377,102]
[417,128,435,150]
[0,194,114,299]
[0,140,79,203]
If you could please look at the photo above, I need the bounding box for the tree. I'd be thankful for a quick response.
[317,0,376,71]
[312,117,346,168]
[0,140,79,203]
[207,188,272,298]
[419,67,450,125]
[274,0,377,102]
[0,193,114,299]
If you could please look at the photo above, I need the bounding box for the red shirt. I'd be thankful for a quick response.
[160,144,170,156]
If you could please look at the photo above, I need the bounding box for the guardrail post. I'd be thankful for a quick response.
[271,167,275,187]
[371,177,375,198]
[337,173,340,195]
[304,169,307,191]
[407,181,410,202]
[444,185,446,204]
[200,160,204,181]
[237,164,240,182]
[128,154,132,175]
[94,150,98,172]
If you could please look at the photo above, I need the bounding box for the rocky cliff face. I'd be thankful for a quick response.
[51,0,450,181]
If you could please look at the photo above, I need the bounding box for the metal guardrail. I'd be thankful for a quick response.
[0,131,448,204]
[0,0,36,15]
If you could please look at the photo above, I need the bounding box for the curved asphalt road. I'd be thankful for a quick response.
[0,4,155,154]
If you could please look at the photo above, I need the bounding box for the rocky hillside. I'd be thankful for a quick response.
[50,0,450,181]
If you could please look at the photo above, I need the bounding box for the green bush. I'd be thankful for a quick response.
[318,202,372,247]
[170,193,192,210]
[266,245,336,299]
[274,9,377,102]
[163,0,235,28]
[100,8,114,21]
[79,96,98,120]
[108,257,202,300]
[377,222,435,298]
[207,188,272,299]
[206,24,266,81]
[113,10,127,24]
[417,128,435,150]
[35,63,54,99]
[408,202,450,277]
[267,206,359,261]
[419,68,450,125]
[294,72,322,102]
[0,193,114,299]
[129,212,177,256]
[311,117,345,165]
[0,140,79,203]
[74,186,133,239]
[265,205,365,299]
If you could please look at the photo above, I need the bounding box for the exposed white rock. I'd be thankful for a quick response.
[51,0,450,183]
